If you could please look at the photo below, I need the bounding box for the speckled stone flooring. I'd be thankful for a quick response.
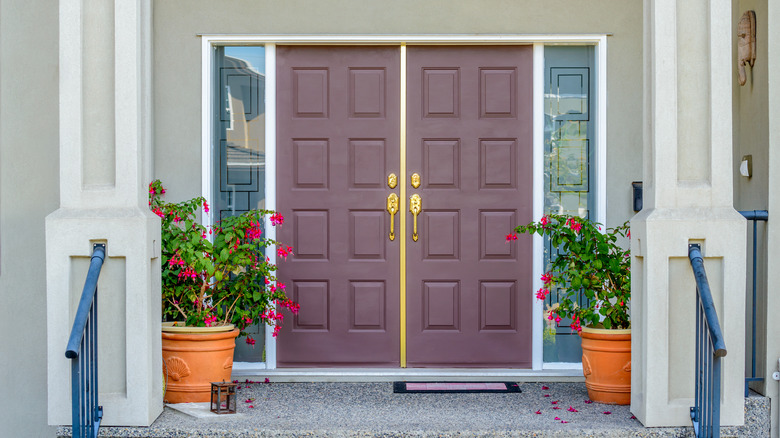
[58,382,769,437]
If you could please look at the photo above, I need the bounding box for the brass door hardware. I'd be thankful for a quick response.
[409,194,422,242]
[387,193,399,240]
[388,173,398,189]
[411,173,421,189]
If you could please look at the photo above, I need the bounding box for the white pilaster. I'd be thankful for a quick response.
[47,0,161,426]
[632,0,745,427]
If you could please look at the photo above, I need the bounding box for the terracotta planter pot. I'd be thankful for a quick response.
[580,326,631,405]
[161,323,239,404]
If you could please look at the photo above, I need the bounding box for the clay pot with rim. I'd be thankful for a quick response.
[161,322,239,404]
[580,326,631,405]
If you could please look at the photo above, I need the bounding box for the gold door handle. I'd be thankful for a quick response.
[409,194,422,242]
[387,193,399,241]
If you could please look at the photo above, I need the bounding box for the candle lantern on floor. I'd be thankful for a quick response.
[210,380,237,414]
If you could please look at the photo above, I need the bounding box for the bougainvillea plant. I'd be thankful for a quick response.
[508,214,630,332]
[149,180,298,344]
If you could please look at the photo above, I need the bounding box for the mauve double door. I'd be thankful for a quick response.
[276,45,533,367]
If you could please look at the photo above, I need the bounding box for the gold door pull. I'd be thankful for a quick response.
[409,194,422,242]
[387,193,399,241]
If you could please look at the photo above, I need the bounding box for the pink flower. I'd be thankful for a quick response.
[264,378,270,384]
[270,212,284,226]
[567,218,582,233]
[246,337,256,346]
[540,216,550,228]
[204,315,218,327]
[535,288,549,300]
[277,246,294,260]
[570,317,582,333]
[203,201,209,213]
[505,233,518,242]
[541,272,553,285]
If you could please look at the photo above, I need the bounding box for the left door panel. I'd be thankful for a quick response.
[276,46,401,366]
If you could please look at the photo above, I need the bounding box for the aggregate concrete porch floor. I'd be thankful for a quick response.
[59,382,769,437]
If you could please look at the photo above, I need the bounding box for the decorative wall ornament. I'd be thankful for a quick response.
[737,10,756,86]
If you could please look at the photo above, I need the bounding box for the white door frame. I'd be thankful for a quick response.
[201,34,608,377]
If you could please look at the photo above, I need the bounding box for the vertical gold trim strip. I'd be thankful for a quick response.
[399,44,407,368]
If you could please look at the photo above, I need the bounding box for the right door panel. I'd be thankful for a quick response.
[405,46,534,367]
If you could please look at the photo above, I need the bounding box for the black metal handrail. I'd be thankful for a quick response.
[688,243,726,438]
[738,210,768,396]
[66,243,106,438]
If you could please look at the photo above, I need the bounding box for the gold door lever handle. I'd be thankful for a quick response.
[409,194,422,242]
[387,193,399,241]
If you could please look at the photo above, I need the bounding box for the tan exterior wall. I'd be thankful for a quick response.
[732,2,776,436]
[153,0,644,228]
[763,1,780,437]
[733,0,769,396]
[0,0,59,436]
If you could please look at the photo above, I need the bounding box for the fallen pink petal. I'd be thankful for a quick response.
[631,415,637,419]
[552,406,561,410]
[603,411,612,415]
[543,394,551,397]
[554,417,560,420]
[264,378,270,384]
[567,406,578,412]
[535,410,542,415]
[551,400,558,404]
[584,400,593,404]
[561,421,569,423]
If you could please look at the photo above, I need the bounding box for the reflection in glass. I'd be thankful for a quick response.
[213,46,267,362]
[543,46,596,363]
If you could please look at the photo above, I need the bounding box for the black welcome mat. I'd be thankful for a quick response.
[393,381,521,394]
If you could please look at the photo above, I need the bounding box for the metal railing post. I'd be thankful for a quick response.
[689,243,727,438]
[738,210,768,396]
[65,243,106,438]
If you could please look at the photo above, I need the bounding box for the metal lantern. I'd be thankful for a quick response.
[210,380,237,414]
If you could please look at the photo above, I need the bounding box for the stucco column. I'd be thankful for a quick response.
[631,0,746,427]
[46,0,162,427]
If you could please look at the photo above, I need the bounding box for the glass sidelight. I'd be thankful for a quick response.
[212,46,267,362]
[542,45,597,363]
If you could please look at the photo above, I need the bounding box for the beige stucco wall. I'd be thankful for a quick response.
[762,1,780,437]
[732,2,776,436]
[733,0,769,396]
[153,0,644,228]
[0,0,59,436]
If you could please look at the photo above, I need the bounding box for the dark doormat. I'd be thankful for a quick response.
[393,382,521,394]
